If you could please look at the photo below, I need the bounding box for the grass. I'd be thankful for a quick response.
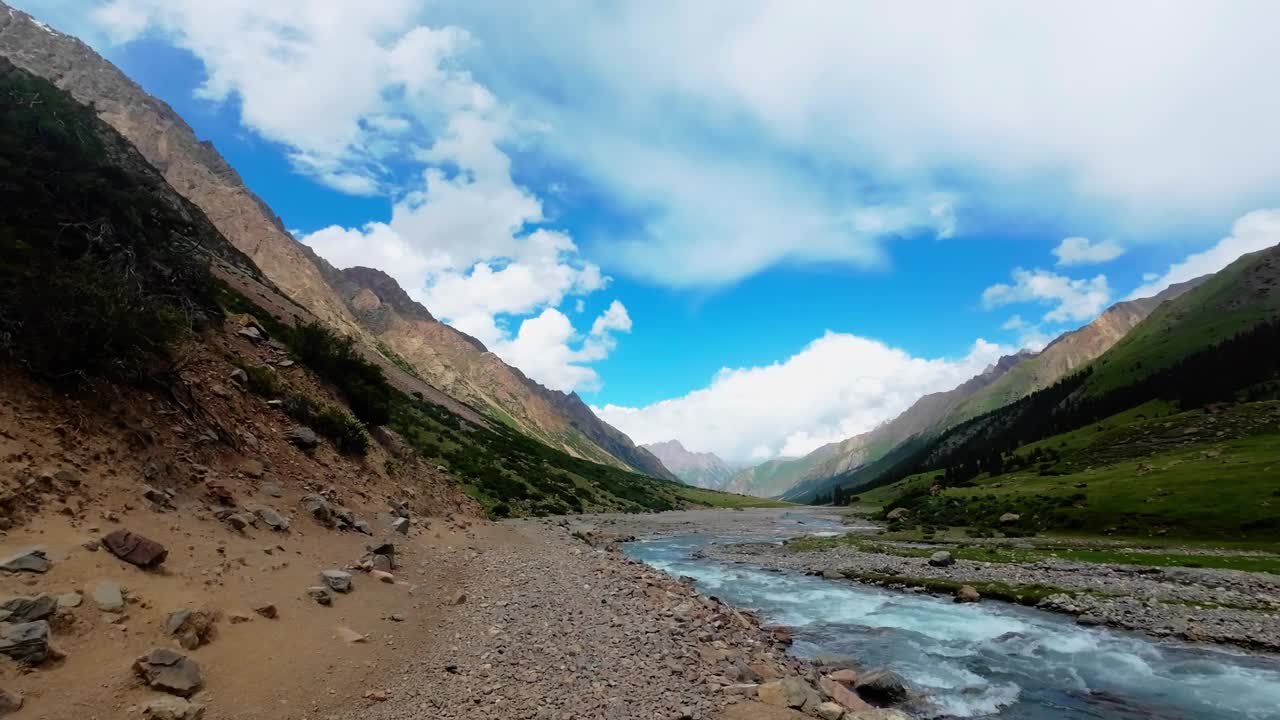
[833,569,1079,606]
[671,486,793,508]
[786,533,1280,574]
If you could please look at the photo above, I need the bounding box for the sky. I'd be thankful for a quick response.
[21,0,1280,462]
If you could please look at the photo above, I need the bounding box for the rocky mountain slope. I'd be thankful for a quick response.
[641,440,737,488]
[0,2,671,480]
[766,281,1205,502]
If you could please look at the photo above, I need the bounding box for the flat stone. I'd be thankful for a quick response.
[335,626,367,643]
[103,529,168,567]
[94,581,125,613]
[134,648,204,697]
[0,548,50,574]
[56,592,83,609]
[143,696,204,720]
[321,570,353,593]
[1,594,57,622]
[0,622,54,664]
[253,506,289,531]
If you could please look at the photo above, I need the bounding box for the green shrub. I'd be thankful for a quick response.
[287,322,393,426]
[311,406,370,455]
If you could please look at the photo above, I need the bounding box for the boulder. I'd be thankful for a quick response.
[321,570,353,593]
[260,480,283,497]
[252,506,290,531]
[134,648,204,697]
[855,670,909,706]
[300,495,335,527]
[757,677,820,710]
[93,581,125,613]
[817,701,845,720]
[388,499,411,519]
[885,508,911,522]
[252,603,278,619]
[306,587,333,606]
[0,621,54,664]
[283,427,319,450]
[225,512,256,532]
[1,594,57,622]
[143,696,205,720]
[0,688,21,716]
[999,512,1021,524]
[390,517,410,535]
[367,543,396,567]
[927,551,954,567]
[103,529,168,568]
[0,548,50,574]
[369,554,393,573]
[954,585,981,603]
[828,669,859,685]
[818,675,872,712]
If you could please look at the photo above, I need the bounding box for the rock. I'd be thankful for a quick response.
[229,367,249,384]
[228,613,252,624]
[57,592,83,609]
[93,581,125,613]
[0,548,50,573]
[818,675,872,712]
[301,494,334,527]
[1,594,57,622]
[283,426,319,449]
[817,701,845,720]
[260,480,283,497]
[391,517,410,535]
[448,591,467,606]
[812,654,859,671]
[134,648,204,697]
[306,587,333,606]
[1076,614,1105,626]
[999,512,1021,524]
[369,554,393,573]
[389,499,411,519]
[855,670,909,706]
[335,626,367,643]
[352,520,372,535]
[885,508,911,521]
[321,570,353,593]
[239,459,266,479]
[143,696,205,720]
[364,689,389,702]
[758,677,820,710]
[252,506,290,531]
[389,613,406,622]
[927,551,954,567]
[0,689,21,716]
[252,603,278,619]
[828,669,859,685]
[237,325,263,342]
[165,609,217,648]
[370,570,395,584]
[143,486,174,509]
[954,585,981,603]
[225,512,255,532]
[367,543,396,567]
[0,621,54,664]
[165,610,193,635]
[204,481,235,507]
[103,528,168,567]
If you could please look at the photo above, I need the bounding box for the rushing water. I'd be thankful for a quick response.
[623,516,1280,720]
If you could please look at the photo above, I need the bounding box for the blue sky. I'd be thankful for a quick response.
[22,1,1280,460]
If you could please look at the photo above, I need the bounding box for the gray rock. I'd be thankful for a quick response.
[253,506,290,531]
[236,326,263,342]
[143,485,174,508]
[927,551,954,567]
[225,512,256,531]
[352,520,372,535]
[391,517,410,535]
[0,621,54,664]
[999,512,1022,524]
[370,554,393,573]
[56,592,83,609]
[389,499,411,519]
[301,494,334,527]
[228,367,249,384]
[93,580,125,613]
[143,696,205,720]
[283,426,319,449]
[1,594,57,622]
[165,609,193,635]
[855,669,909,706]
[321,570,353,593]
[134,648,204,697]
[261,481,283,497]
[306,586,333,606]
[0,548,50,574]
[0,688,22,716]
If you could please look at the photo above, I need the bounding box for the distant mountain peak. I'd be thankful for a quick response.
[641,440,735,489]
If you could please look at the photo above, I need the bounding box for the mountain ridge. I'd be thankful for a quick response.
[641,440,737,488]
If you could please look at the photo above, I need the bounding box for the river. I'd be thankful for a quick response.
[619,511,1280,719]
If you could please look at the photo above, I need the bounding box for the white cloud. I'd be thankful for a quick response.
[1127,209,1280,299]
[1053,237,1125,266]
[982,268,1111,324]
[593,333,1008,461]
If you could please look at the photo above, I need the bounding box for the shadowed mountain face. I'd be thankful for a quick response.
[721,279,1211,501]
[0,2,672,480]
[642,440,737,489]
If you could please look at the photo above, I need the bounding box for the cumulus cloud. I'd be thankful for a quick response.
[593,332,1008,461]
[1127,209,1280,299]
[982,268,1111,324]
[93,0,631,392]
[1053,237,1125,266]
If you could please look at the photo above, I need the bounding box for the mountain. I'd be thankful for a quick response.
[773,279,1207,502]
[0,3,672,480]
[642,440,737,488]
